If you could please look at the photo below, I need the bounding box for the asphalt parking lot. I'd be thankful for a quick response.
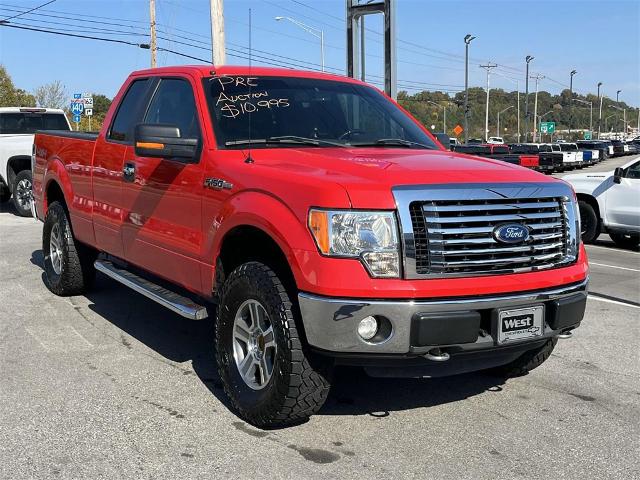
[1,158,638,479]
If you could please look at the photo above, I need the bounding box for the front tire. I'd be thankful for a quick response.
[491,338,558,378]
[609,231,640,250]
[12,170,33,217]
[215,261,331,428]
[578,200,599,243]
[43,201,97,296]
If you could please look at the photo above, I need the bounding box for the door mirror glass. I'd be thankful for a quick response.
[613,167,624,184]
[134,123,198,161]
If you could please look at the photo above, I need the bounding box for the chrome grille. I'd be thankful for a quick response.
[393,183,580,279]
[411,198,567,275]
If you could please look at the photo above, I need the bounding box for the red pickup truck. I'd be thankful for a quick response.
[33,66,588,427]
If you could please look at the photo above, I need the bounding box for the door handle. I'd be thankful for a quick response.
[123,162,135,182]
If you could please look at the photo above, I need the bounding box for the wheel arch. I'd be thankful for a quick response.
[6,155,31,192]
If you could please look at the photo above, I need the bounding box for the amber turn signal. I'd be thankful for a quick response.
[308,210,330,254]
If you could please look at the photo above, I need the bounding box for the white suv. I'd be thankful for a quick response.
[0,107,71,216]
[564,158,640,249]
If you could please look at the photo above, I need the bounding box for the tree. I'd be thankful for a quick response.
[0,64,36,107]
[33,80,68,109]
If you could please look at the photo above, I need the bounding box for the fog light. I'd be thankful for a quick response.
[357,316,379,341]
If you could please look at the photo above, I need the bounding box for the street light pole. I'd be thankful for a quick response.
[616,90,622,135]
[497,106,514,137]
[531,74,544,142]
[480,62,497,141]
[524,55,534,141]
[463,34,475,144]
[573,98,593,133]
[569,69,576,137]
[597,82,603,139]
[275,16,325,71]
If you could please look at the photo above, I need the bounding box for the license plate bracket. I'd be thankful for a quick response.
[497,306,544,344]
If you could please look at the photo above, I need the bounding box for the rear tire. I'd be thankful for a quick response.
[215,261,331,428]
[578,200,599,243]
[491,338,558,378]
[43,201,97,296]
[0,186,10,203]
[12,170,33,217]
[609,231,640,250]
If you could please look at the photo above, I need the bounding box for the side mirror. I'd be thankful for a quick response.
[613,167,624,184]
[434,133,451,150]
[134,124,199,162]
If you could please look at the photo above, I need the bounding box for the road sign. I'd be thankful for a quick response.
[70,102,84,115]
[85,108,93,116]
[73,93,82,99]
[539,122,556,134]
[453,124,464,136]
[83,97,93,107]
[72,114,81,123]
[584,131,592,140]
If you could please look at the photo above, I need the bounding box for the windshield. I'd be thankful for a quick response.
[203,76,439,149]
[0,112,69,134]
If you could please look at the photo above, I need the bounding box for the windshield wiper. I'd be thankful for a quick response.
[225,136,344,147]
[349,138,436,149]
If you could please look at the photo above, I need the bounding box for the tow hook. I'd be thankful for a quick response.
[558,330,573,339]
[424,348,450,362]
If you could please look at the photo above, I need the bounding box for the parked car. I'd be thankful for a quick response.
[539,143,576,171]
[576,141,609,161]
[487,136,505,144]
[556,143,584,169]
[609,139,626,157]
[33,66,588,427]
[0,107,70,216]
[509,143,562,173]
[625,142,639,155]
[452,144,533,168]
[564,157,640,249]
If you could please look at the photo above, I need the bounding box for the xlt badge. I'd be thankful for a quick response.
[204,178,233,190]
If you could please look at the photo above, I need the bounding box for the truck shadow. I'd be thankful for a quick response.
[31,249,507,422]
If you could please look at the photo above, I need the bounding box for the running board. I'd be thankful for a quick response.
[94,260,208,320]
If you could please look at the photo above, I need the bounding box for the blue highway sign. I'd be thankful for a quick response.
[70,102,84,115]
[73,114,81,123]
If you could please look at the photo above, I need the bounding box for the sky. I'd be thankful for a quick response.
[0,0,638,107]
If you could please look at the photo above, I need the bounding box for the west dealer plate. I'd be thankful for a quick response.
[497,306,544,344]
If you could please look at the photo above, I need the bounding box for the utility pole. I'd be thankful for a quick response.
[210,0,226,65]
[480,62,497,141]
[530,74,544,142]
[597,82,603,139]
[524,55,534,141]
[149,0,157,68]
[463,34,475,143]
[569,70,576,137]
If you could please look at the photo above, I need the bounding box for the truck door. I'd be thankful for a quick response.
[121,76,205,293]
[606,160,640,229]
[92,78,152,258]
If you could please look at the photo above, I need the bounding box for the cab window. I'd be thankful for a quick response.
[108,79,150,142]
[143,78,201,139]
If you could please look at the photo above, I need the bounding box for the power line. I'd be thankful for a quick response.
[0,0,55,22]
[0,22,149,48]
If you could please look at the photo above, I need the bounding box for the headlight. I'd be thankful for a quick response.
[308,209,400,278]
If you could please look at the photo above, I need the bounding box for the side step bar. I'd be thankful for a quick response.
[94,260,208,320]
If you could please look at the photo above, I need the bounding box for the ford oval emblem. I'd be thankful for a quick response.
[493,224,530,244]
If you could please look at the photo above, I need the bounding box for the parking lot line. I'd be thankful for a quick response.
[586,244,640,256]
[588,294,640,309]
[589,262,640,273]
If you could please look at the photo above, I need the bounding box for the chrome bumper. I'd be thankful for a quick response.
[298,279,588,355]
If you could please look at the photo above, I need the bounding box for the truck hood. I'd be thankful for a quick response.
[251,147,557,208]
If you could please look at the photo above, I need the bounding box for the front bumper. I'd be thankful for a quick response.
[298,278,587,356]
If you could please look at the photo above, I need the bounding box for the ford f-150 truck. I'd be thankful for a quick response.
[0,107,70,216]
[32,66,588,427]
